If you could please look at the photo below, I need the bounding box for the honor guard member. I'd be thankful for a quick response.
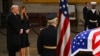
[37,14,57,56]
[83,2,90,30]
[87,1,100,29]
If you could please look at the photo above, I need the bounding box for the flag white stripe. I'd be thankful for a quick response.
[66,22,71,56]
[58,13,70,56]
[71,48,92,56]
[95,35,100,43]
[60,22,70,56]
[57,14,65,44]
[88,28,100,50]
[93,46,100,55]
[88,28,100,55]
[59,14,66,56]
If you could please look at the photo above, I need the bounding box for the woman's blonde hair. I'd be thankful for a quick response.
[20,6,28,20]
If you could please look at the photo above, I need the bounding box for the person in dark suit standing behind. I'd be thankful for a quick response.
[20,6,30,56]
[83,2,90,30]
[37,14,58,56]
[7,5,23,56]
[87,2,100,29]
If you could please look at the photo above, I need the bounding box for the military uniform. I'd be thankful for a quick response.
[87,9,99,29]
[37,25,57,56]
[87,2,100,29]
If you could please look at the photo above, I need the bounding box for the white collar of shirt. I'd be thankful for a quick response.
[91,9,96,13]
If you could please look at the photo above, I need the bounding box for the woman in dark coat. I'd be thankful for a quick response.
[7,5,23,56]
[20,6,30,56]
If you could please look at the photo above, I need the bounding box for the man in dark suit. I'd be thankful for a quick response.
[87,2,99,29]
[7,5,23,56]
[37,14,57,56]
[83,2,90,30]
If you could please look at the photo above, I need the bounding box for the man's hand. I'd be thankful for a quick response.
[20,29,23,34]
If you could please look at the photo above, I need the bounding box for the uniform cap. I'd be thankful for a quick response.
[90,1,97,5]
[46,14,57,22]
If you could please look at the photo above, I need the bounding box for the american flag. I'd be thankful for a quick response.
[71,28,100,56]
[57,0,71,56]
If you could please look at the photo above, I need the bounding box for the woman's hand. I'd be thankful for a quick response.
[26,29,30,34]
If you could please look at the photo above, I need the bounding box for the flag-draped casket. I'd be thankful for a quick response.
[71,28,100,56]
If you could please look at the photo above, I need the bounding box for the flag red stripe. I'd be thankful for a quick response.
[92,31,100,56]
[57,0,71,56]
[64,37,71,56]
[57,16,69,56]
[94,52,100,56]
[56,11,63,56]
[92,31,100,49]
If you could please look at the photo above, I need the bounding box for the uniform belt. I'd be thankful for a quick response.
[44,45,56,49]
[89,20,97,23]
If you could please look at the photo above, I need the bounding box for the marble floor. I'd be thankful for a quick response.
[0,24,84,56]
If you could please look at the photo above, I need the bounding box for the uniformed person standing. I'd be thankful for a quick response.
[87,2,100,29]
[37,14,57,56]
[83,2,90,30]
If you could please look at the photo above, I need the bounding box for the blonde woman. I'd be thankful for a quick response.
[20,6,30,56]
